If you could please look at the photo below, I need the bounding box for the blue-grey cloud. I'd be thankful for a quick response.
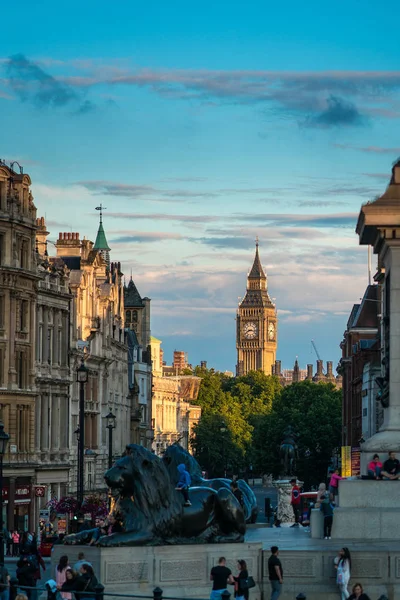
[304,96,366,128]
[5,54,95,114]
[111,232,184,243]
[334,144,400,154]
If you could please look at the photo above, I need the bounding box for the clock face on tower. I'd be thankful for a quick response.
[244,322,258,339]
[268,322,275,340]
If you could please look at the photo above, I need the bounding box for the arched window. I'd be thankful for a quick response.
[126,310,131,324]
[132,310,138,322]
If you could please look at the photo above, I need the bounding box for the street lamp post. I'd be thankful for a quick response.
[0,422,10,565]
[105,410,116,469]
[76,360,89,505]
[219,424,227,478]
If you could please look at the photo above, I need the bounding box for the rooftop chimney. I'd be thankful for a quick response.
[56,232,81,257]
[275,360,281,376]
[306,364,313,379]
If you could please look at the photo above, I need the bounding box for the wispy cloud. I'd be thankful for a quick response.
[106,210,358,229]
[4,54,96,114]
[334,143,400,154]
[111,231,184,243]
[298,200,349,208]
[6,58,400,125]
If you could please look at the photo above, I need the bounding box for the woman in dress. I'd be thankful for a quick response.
[335,547,351,600]
[234,560,249,600]
[55,556,71,600]
[348,583,371,600]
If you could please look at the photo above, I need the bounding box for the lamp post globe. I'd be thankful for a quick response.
[106,410,116,470]
[76,359,88,505]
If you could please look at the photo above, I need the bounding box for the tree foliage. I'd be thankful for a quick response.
[191,369,341,487]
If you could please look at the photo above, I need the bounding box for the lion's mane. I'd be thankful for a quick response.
[108,444,183,537]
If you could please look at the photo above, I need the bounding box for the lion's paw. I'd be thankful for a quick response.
[97,535,115,547]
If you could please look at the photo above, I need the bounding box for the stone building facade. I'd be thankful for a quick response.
[150,337,201,455]
[0,161,38,530]
[339,284,381,447]
[34,217,72,509]
[54,231,130,495]
[124,276,153,447]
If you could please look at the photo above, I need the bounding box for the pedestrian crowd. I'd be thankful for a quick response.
[267,545,373,600]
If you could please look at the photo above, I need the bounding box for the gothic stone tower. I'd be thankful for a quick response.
[236,242,277,376]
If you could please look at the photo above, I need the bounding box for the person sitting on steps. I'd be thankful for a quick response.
[367,454,382,479]
[381,451,400,480]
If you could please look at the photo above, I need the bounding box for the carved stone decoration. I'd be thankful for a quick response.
[105,561,148,583]
[64,444,246,547]
[160,559,205,582]
[273,480,293,523]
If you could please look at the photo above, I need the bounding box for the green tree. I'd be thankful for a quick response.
[252,380,341,487]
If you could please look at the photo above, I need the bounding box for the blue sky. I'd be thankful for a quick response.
[1,0,399,371]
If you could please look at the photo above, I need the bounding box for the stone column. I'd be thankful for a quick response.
[42,308,48,364]
[41,393,49,451]
[363,243,400,453]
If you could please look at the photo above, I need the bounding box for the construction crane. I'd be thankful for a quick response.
[311,339,325,373]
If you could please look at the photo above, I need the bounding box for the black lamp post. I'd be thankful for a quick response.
[0,422,10,565]
[219,424,227,478]
[105,410,116,469]
[76,360,88,505]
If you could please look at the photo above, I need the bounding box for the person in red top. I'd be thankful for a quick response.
[367,454,383,479]
[290,478,301,527]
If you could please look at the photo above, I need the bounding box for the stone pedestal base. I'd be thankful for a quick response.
[52,542,263,599]
[332,479,400,539]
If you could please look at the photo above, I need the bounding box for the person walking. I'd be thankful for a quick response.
[77,564,98,600]
[367,455,382,479]
[0,562,10,600]
[16,557,36,600]
[12,531,20,557]
[268,546,283,600]
[175,463,191,506]
[321,494,334,539]
[290,479,301,527]
[55,556,71,600]
[335,547,351,600]
[73,553,92,572]
[209,557,234,600]
[348,583,371,600]
[233,560,249,600]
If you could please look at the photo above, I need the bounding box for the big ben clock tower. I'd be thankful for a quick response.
[236,240,277,376]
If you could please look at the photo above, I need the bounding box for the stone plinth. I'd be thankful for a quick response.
[332,480,400,539]
[52,542,263,599]
[273,480,292,523]
[356,162,400,459]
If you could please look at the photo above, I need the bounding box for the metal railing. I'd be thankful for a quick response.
[8,580,389,600]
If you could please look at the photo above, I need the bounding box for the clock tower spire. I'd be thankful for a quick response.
[236,240,277,376]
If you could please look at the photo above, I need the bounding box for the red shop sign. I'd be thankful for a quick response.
[35,486,46,497]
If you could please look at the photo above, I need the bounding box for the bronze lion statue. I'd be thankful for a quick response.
[163,444,258,523]
[64,444,245,546]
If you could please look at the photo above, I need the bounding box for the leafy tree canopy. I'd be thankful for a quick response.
[191,369,341,487]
